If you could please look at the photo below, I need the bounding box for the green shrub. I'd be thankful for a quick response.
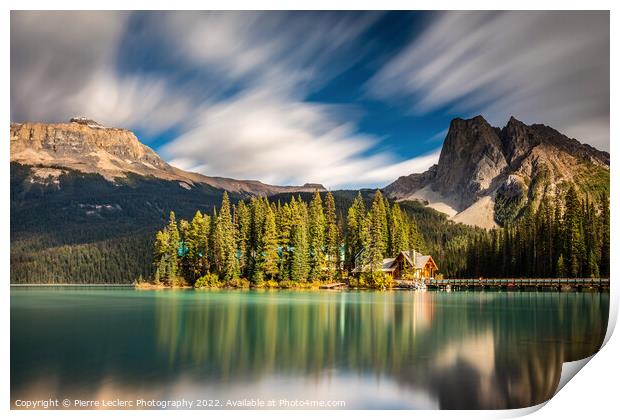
[195,273,221,288]
[349,275,366,288]
[278,280,295,289]
[358,271,394,289]
[169,275,188,288]
[224,278,251,288]
[254,280,280,289]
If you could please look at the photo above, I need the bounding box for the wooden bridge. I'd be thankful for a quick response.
[423,278,610,290]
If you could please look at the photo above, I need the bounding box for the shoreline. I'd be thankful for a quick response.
[9,283,135,287]
[10,280,610,292]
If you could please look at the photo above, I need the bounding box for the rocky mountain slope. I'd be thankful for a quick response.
[384,116,609,228]
[10,118,324,196]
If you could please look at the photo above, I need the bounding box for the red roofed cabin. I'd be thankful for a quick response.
[353,250,438,280]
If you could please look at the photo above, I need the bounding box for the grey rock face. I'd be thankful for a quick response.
[383,165,438,200]
[501,116,535,165]
[434,116,508,208]
[383,115,609,225]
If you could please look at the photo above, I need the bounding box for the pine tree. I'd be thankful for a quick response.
[365,190,386,272]
[182,210,209,283]
[600,194,610,277]
[276,201,294,280]
[261,204,279,280]
[178,217,191,281]
[290,197,309,282]
[564,186,585,277]
[345,192,367,271]
[308,191,326,281]
[246,198,265,282]
[553,203,563,277]
[390,203,408,256]
[166,211,180,284]
[408,217,425,254]
[217,192,239,280]
[235,200,251,277]
[587,249,600,278]
[324,191,340,280]
[153,252,165,285]
[154,229,169,264]
[382,196,390,254]
[208,208,220,274]
[556,254,566,277]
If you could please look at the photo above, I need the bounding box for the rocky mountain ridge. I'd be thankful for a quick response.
[10,119,325,196]
[384,116,609,228]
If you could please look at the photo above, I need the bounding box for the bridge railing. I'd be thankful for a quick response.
[423,278,609,287]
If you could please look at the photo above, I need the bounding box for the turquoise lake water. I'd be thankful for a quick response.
[11,288,609,409]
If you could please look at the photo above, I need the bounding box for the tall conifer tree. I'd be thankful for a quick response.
[325,191,340,279]
[217,192,239,280]
[365,191,386,272]
[308,191,326,280]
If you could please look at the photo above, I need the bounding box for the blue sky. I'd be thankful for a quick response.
[11,11,609,188]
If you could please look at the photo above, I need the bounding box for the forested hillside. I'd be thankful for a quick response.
[462,187,609,278]
[11,161,609,284]
[11,161,486,284]
[10,163,237,283]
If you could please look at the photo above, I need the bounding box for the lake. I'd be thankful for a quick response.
[11,287,609,410]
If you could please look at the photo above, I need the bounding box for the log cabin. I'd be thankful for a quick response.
[353,250,438,279]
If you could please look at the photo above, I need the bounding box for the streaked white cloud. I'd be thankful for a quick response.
[160,11,380,90]
[163,88,439,189]
[368,11,610,151]
[10,11,192,135]
[13,11,435,188]
[13,11,607,191]
[156,11,434,189]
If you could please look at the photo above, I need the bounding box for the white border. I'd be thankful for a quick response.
[2,2,617,420]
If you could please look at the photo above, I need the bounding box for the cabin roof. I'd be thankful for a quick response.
[353,257,396,273]
[401,251,435,269]
[353,250,437,272]
[381,258,396,272]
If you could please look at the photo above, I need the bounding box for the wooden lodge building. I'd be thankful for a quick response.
[353,250,439,280]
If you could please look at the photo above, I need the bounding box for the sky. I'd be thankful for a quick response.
[10,11,610,189]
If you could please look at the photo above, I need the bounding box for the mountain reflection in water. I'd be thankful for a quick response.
[11,289,608,409]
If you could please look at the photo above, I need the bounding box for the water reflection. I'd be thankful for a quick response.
[151,290,607,408]
[11,289,609,409]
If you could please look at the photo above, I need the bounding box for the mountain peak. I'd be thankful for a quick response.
[10,120,326,196]
[471,114,490,124]
[69,117,104,128]
[384,115,609,229]
[449,114,490,128]
[435,115,507,208]
[506,115,523,125]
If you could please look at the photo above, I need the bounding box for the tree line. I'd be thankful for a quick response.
[152,190,426,287]
[461,186,609,278]
[151,185,610,287]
